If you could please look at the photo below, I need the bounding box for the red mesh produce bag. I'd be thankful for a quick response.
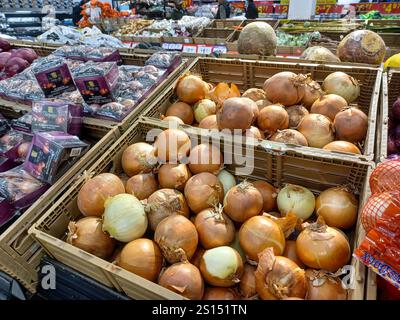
[361,191,400,232]
[369,159,400,194]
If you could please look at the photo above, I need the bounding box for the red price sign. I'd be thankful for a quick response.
[316,4,343,14]
[352,2,400,14]
[382,2,400,14]
[275,4,288,14]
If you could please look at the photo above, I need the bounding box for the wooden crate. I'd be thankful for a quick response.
[29,118,373,300]
[142,57,382,162]
[193,28,235,45]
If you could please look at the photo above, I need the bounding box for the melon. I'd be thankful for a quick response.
[237,22,277,56]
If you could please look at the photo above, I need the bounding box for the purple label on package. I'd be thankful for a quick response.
[34,63,75,98]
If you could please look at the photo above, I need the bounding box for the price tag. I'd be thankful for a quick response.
[213,46,227,54]
[182,45,197,54]
[162,43,172,50]
[172,43,183,51]
[197,45,213,55]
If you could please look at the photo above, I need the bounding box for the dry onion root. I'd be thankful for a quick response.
[305,269,347,300]
[255,247,307,300]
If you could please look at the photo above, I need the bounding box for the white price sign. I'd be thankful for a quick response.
[162,43,172,50]
[213,46,227,54]
[197,45,213,55]
[182,45,197,54]
[171,43,183,51]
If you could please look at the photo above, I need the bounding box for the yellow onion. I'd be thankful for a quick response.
[117,238,163,282]
[263,72,306,106]
[270,129,308,146]
[217,97,254,131]
[209,82,241,106]
[297,114,335,148]
[230,231,246,262]
[315,186,358,229]
[252,180,277,213]
[162,115,184,125]
[184,172,224,214]
[121,143,157,177]
[199,115,218,129]
[146,188,190,231]
[217,170,236,197]
[190,247,205,268]
[67,217,115,260]
[305,269,347,300]
[158,163,191,191]
[239,215,285,261]
[286,105,309,129]
[203,287,241,300]
[255,247,307,300]
[125,173,158,200]
[188,144,223,175]
[194,207,235,249]
[102,194,148,242]
[283,240,306,269]
[245,126,265,140]
[240,264,257,299]
[257,104,289,136]
[277,184,315,220]
[334,107,368,143]
[301,79,323,108]
[158,262,204,300]
[310,94,348,121]
[165,101,194,125]
[154,129,191,163]
[322,141,361,154]
[200,246,244,287]
[296,217,351,271]
[176,74,209,104]
[154,214,198,263]
[322,72,360,103]
[242,88,267,102]
[256,99,272,111]
[77,173,125,217]
[194,99,217,123]
[223,181,263,223]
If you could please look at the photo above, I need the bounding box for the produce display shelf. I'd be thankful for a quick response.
[0,126,121,294]
[142,56,382,162]
[193,28,236,46]
[29,118,373,300]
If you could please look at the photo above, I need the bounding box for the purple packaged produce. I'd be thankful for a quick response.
[73,62,119,105]
[0,165,49,209]
[11,113,32,133]
[24,132,89,184]
[53,46,122,63]
[32,56,75,98]
[0,113,9,136]
[0,196,15,229]
[0,156,17,173]
[0,130,33,162]
[32,100,83,136]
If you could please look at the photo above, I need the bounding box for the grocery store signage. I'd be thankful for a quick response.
[351,2,400,14]
[230,1,343,14]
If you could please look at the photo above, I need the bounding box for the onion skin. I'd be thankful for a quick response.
[263,72,305,106]
[334,107,368,143]
[158,163,191,191]
[245,126,265,140]
[188,144,223,175]
[302,79,323,108]
[125,173,158,200]
[255,248,307,300]
[203,287,241,300]
[270,129,308,146]
[323,141,361,154]
[162,116,184,125]
[223,181,263,223]
[194,99,217,123]
[315,187,358,229]
[184,172,224,214]
[242,88,266,102]
[296,218,351,271]
[322,72,360,103]
[190,247,205,268]
[311,94,348,121]
[240,264,257,299]
[305,269,347,300]
[217,170,236,196]
[283,240,306,269]
[154,129,191,163]
[239,215,285,261]
[286,105,309,128]
[256,99,272,111]
[298,114,335,148]
[122,143,157,177]
[217,97,254,131]
[194,208,235,249]
[277,184,316,220]
[176,75,209,104]
[199,115,218,129]
[158,262,204,300]
[257,104,289,135]
[154,214,198,263]
[165,101,194,125]
[252,180,277,212]
[77,173,125,217]
[117,238,163,282]
[67,217,116,260]
[146,189,190,231]
[200,246,244,287]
